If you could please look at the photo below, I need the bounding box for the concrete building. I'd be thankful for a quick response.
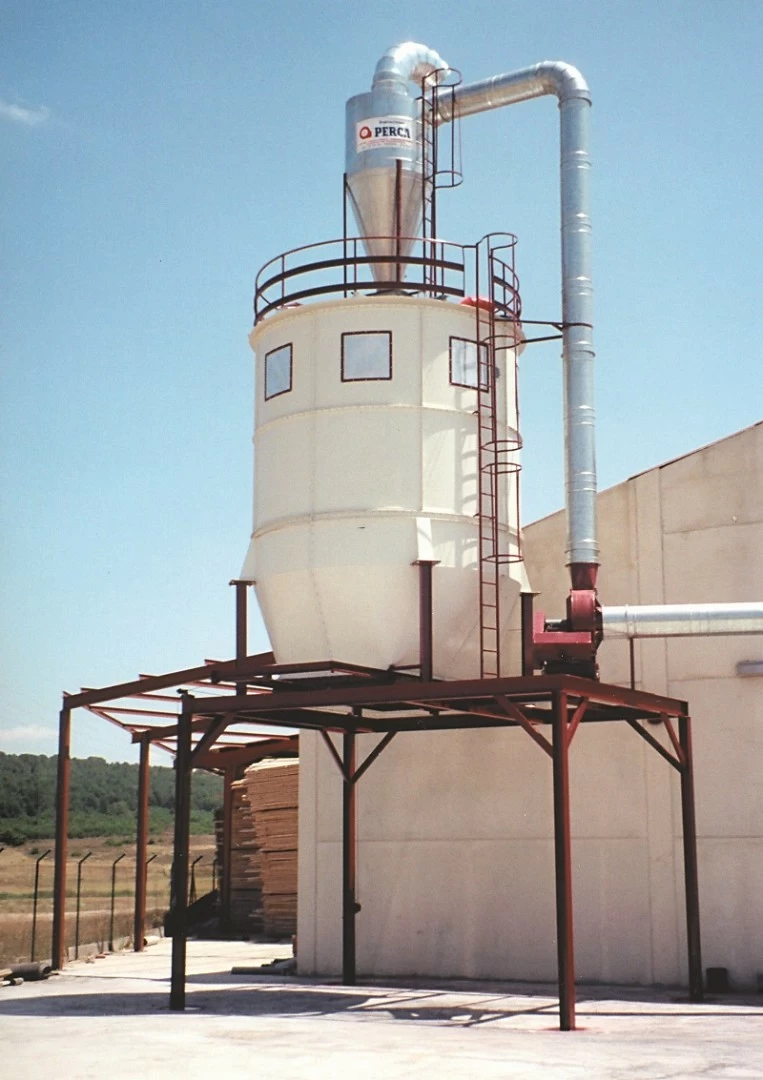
[297,422,763,989]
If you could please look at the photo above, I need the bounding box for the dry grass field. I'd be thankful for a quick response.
[0,834,217,965]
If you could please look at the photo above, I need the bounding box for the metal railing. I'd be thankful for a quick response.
[253,234,520,324]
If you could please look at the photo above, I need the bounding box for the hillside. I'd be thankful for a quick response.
[0,752,223,845]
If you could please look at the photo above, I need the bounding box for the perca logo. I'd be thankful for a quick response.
[356,115,414,152]
[372,123,411,139]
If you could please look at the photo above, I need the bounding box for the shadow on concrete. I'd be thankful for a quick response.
[0,977,760,1026]
[0,982,556,1024]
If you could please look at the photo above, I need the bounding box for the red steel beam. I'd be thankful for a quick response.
[169,703,192,1011]
[679,716,704,1001]
[66,651,278,710]
[189,712,235,765]
[566,697,589,745]
[493,693,553,757]
[662,715,686,768]
[416,560,437,682]
[185,676,688,719]
[193,738,298,771]
[131,716,229,742]
[342,730,357,986]
[134,734,150,952]
[88,705,179,720]
[234,580,248,698]
[626,719,682,771]
[552,691,576,1030]
[52,704,71,970]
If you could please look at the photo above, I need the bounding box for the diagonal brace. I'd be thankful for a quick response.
[494,694,553,757]
[190,712,234,764]
[662,714,686,767]
[321,730,348,778]
[626,718,682,771]
[321,729,398,783]
[353,731,397,784]
[566,698,589,744]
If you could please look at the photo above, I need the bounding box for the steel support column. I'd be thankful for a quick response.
[552,691,576,1030]
[170,701,192,1011]
[679,715,703,1001]
[416,560,437,682]
[220,767,235,934]
[134,733,151,952]
[233,579,248,697]
[342,729,357,985]
[52,704,71,970]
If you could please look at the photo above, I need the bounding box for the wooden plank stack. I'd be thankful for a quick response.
[227,777,264,935]
[225,759,299,938]
[247,760,299,938]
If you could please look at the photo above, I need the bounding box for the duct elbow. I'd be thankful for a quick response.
[372,41,449,92]
[534,61,591,104]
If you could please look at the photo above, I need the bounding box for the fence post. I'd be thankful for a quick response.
[109,853,126,952]
[74,852,93,960]
[189,855,203,906]
[30,849,52,962]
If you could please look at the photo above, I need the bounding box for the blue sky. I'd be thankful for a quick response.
[1,1,761,762]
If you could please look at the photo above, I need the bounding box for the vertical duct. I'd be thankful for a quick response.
[437,61,600,584]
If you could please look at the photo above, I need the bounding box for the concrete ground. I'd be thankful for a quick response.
[1,940,761,1079]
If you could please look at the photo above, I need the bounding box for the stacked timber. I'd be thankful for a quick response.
[246,760,299,938]
[228,778,264,934]
[223,759,299,938]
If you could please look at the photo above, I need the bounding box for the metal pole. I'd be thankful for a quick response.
[220,767,234,935]
[417,561,436,681]
[134,734,151,952]
[551,692,576,1030]
[679,715,704,1001]
[52,704,71,969]
[109,852,126,952]
[341,729,357,985]
[170,699,192,1011]
[74,852,92,960]
[520,592,537,675]
[232,579,249,697]
[30,849,51,962]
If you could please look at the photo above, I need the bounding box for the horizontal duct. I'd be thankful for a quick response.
[602,602,763,639]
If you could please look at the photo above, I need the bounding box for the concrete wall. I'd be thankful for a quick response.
[297,422,763,988]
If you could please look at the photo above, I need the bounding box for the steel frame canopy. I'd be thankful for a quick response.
[52,598,302,966]
[53,639,703,1030]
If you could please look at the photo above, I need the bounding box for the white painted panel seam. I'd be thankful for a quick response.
[255,401,477,436]
[253,511,521,538]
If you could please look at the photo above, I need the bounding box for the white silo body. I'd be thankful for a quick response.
[240,294,528,678]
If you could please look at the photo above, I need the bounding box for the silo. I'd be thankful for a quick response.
[240,44,529,679]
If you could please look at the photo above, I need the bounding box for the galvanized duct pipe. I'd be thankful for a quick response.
[437,61,599,587]
[602,603,763,639]
[372,42,449,91]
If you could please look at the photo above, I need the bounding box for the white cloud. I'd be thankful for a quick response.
[0,99,51,127]
[0,724,56,746]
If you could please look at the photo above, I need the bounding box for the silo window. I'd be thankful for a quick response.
[450,337,489,390]
[341,331,392,381]
[264,343,292,399]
